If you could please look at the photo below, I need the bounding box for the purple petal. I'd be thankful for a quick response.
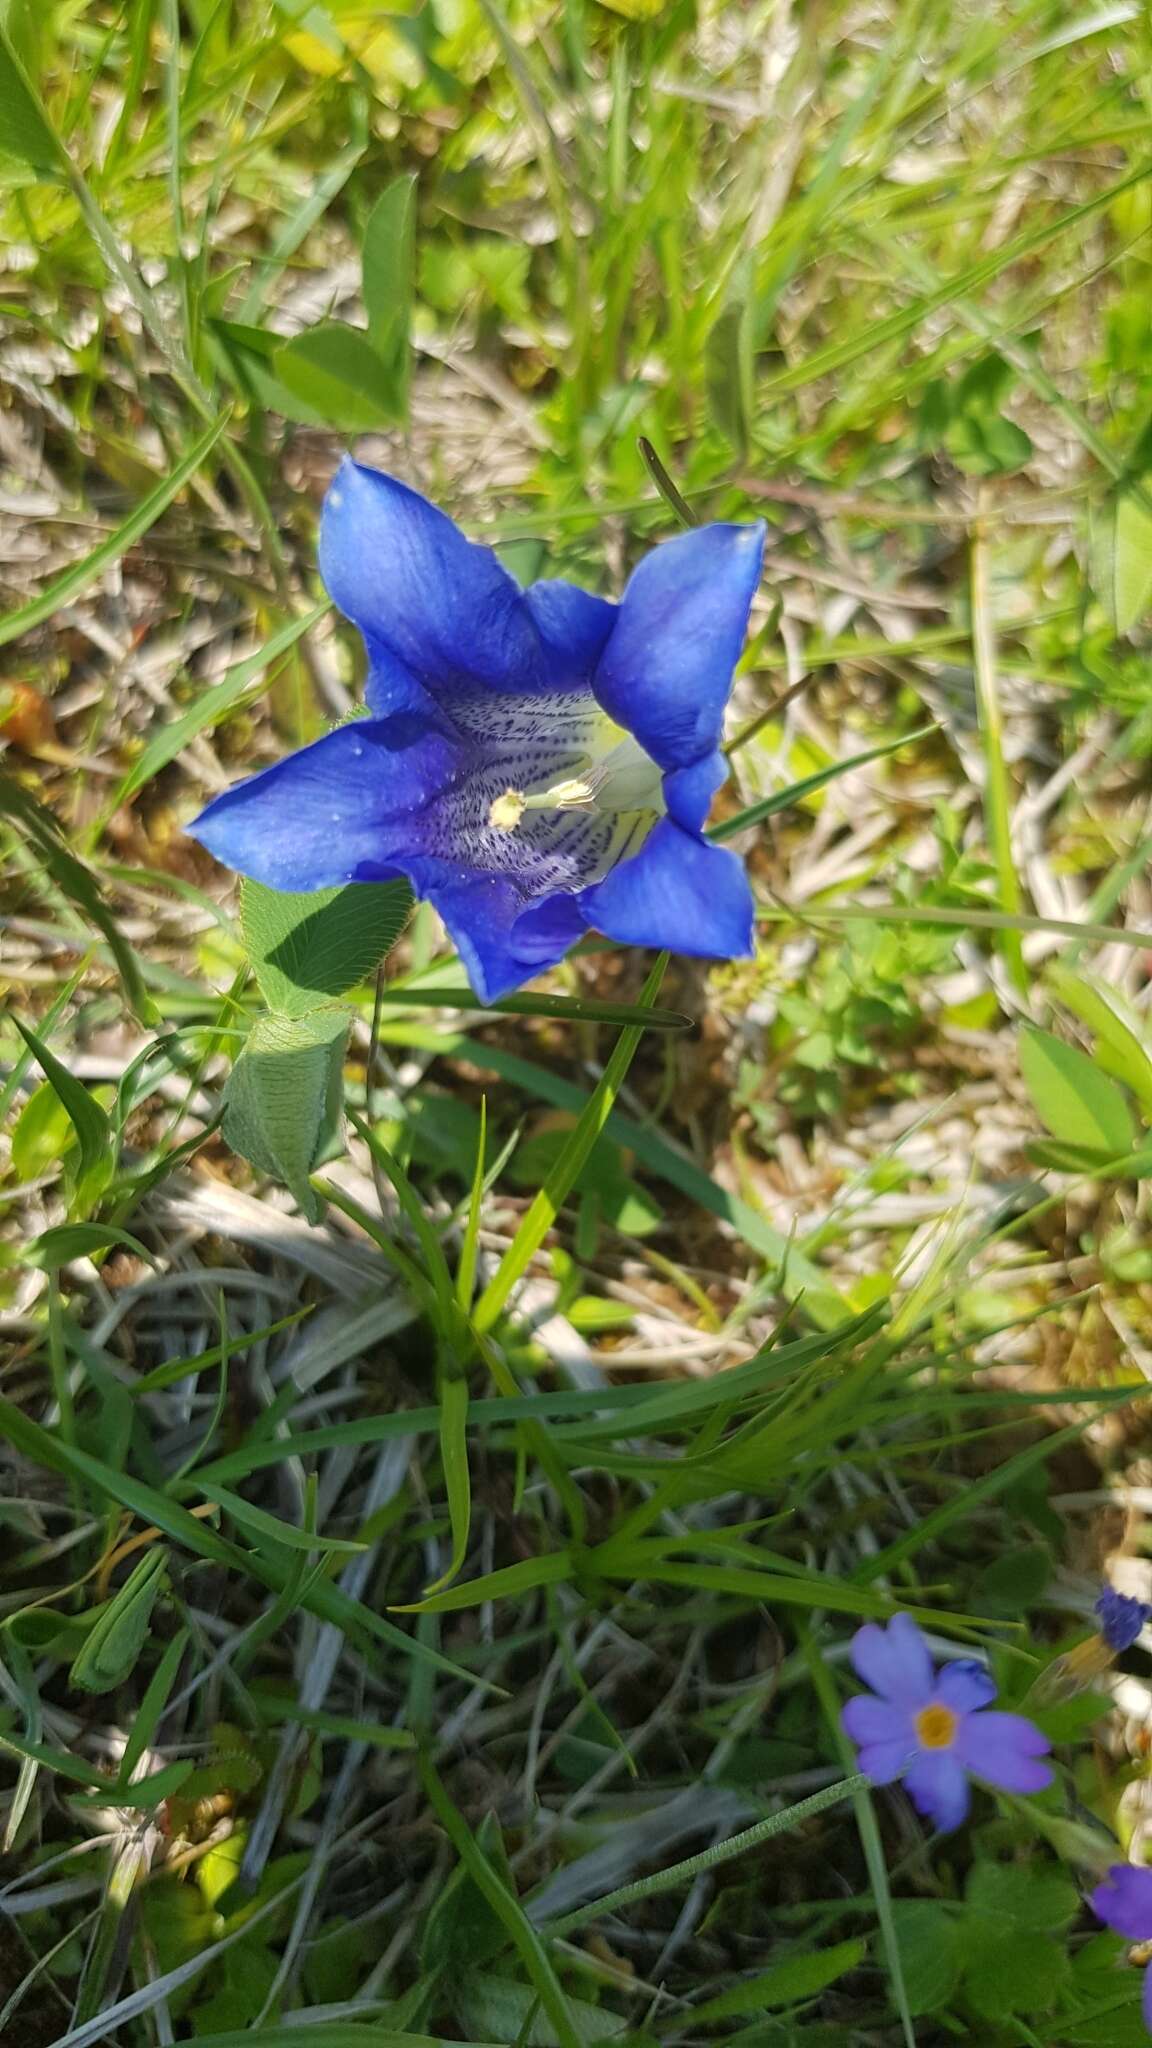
[593,523,764,772]
[935,1659,998,1713]
[903,1751,970,1832]
[955,1710,1053,1794]
[579,818,754,960]
[841,1696,912,1749]
[1091,1863,1152,1942]
[848,1615,934,1707]
[853,1738,913,1787]
[319,460,546,702]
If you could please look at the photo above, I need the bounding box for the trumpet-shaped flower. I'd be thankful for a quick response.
[189,460,766,1001]
[1096,1587,1152,1653]
[841,1614,1053,1831]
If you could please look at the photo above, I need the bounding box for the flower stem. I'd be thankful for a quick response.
[539,1773,869,1938]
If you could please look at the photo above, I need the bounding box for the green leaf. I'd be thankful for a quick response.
[0,773,152,1021]
[1048,964,1152,1117]
[13,1018,113,1212]
[68,1548,168,1694]
[1114,482,1152,634]
[0,17,63,172]
[1018,1025,1136,1155]
[690,1938,866,2018]
[111,604,328,808]
[188,2032,505,2048]
[0,413,230,648]
[421,1811,516,1978]
[276,321,405,430]
[455,1973,628,2048]
[426,1375,471,1595]
[962,1926,1070,2021]
[419,1758,585,2048]
[242,876,413,1016]
[11,1078,75,1179]
[362,172,417,417]
[30,1222,156,1271]
[222,1008,351,1223]
[890,1901,963,2017]
[711,726,935,842]
[475,956,666,1332]
[965,1859,1080,1932]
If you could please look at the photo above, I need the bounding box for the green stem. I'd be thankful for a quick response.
[541,1773,869,1938]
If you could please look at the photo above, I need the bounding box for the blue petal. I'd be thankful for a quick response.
[580,818,754,958]
[903,1752,970,1832]
[955,1711,1052,1794]
[406,869,583,1003]
[935,1659,997,1713]
[188,715,457,891]
[849,1616,934,1708]
[662,749,728,831]
[841,1696,912,1752]
[525,579,617,689]
[593,522,765,771]
[1092,1865,1152,1941]
[319,459,545,705]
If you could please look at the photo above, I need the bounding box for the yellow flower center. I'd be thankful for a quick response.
[914,1703,959,1750]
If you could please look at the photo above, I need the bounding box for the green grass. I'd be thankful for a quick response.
[2,0,1152,2042]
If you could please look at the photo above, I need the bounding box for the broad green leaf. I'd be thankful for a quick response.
[962,1925,1070,2021]
[13,1018,113,1213]
[965,1860,1080,1932]
[0,414,229,648]
[1048,964,1152,1117]
[889,1901,963,2017]
[112,604,328,808]
[362,172,417,416]
[242,876,413,1016]
[11,1078,75,1179]
[276,321,405,430]
[68,1550,168,1694]
[1018,1025,1135,1155]
[455,1973,628,2047]
[30,1222,156,1270]
[0,18,62,171]
[1114,482,1152,634]
[690,1938,867,2018]
[222,1008,351,1223]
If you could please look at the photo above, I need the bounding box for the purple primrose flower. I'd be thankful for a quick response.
[1091,1863,1152,2034]
[189,460,766,1003]
[841,1613,1053,1831]
[1096,1587,1152,1654]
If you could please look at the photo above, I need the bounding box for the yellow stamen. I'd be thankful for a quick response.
[523,776,596,812]
[489,788,526,831]
[914,1703,958,1750]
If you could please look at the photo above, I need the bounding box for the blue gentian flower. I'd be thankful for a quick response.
[1096,1587,1152,1654]
[841,1614,1053,1831]
[1090,1863,1152,2033]
[189,461,766,1002]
